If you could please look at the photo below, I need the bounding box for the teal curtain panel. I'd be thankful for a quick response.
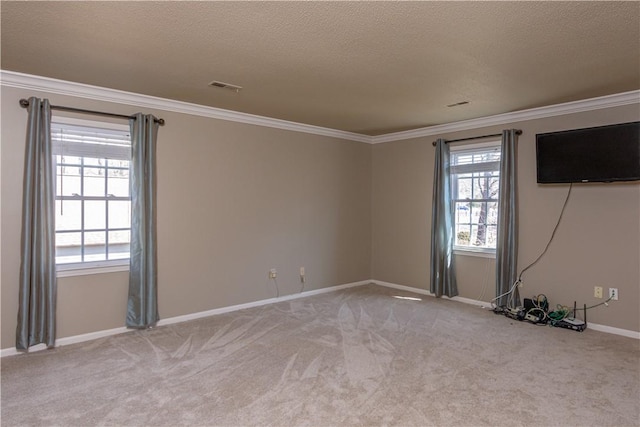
[16,97,57,350]
[430,138,458,297]
[126,114,160,328]
[495,129,519,307]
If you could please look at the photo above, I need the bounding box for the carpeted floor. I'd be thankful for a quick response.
[1,284,639,426]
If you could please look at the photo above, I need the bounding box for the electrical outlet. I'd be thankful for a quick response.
[609,288,618,301]
[594,286,603,299]
[269,268,277,279]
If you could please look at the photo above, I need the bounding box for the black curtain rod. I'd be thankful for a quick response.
[19,98,165,126]
[432,129,522,146]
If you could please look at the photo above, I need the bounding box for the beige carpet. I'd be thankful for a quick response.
[1,284,639,427]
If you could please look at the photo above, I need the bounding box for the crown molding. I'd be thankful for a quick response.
[0,70,372,143]
[2,70,637,145]
[372,90,640,144]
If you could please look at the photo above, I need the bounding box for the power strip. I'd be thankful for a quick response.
[524,312,543,323]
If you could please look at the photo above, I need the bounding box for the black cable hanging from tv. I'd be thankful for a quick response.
[18,98,165,126]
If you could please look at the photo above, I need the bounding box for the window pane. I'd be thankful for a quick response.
[456,224,471,246]
[109,229,130,244]
[487,201,499,224]
[59,155,82,165]
[472,174,499,200]
[57,166,82,197]
[107,159,129,168]
[108,231,130,260]
[84,167,106,196]
[469,225,479,246]
[55,200,81,231]
[456,177,472,199]
[474,220,490,247]
[108,201,130,229]
[107,169,129,197]
[486,225,498,247]
[56,232,82,264]
[455,201,470,223]
[85,201,106,230]
[470,202,481,223]
[455,204,499,249]
[83,157,104,167]
[84,231,106,261]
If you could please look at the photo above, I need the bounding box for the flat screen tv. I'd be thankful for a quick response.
[536,121,640,183]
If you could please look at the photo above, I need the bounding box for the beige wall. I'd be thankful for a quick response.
[372,104,640,332]
[1,86,372,349]
[2,82,638,351]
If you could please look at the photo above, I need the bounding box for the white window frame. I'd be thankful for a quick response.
[450,141,501,258]
[52,117,132,276]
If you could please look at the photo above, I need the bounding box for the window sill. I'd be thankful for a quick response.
[454,248,496,259]
[56,260,129,278]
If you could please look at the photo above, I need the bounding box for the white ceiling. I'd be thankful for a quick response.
[1,1,639,136]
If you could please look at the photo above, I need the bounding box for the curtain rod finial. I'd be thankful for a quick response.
[157,118,165,126]
[19,99,30,108]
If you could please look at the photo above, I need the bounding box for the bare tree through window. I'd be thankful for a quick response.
[451,145,501,251]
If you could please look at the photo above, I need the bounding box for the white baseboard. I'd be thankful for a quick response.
[371,280,433,297]
[587,323,640,340]
[1,326,129,358]
[4,278,636,357]
[1,280,372,358]
[156,280,370,327]
[371,280,640,340]
[371,280,493,307]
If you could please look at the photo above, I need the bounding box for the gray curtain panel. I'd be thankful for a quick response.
[430,138,458,297]
[126,114,160,328]
[495,129,519,307]
[17,97,57,350]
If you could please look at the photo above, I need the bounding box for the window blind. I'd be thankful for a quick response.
[51,122,131,161]
[451,145,501,175]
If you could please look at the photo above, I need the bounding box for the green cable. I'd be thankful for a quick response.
[548,307,570,325]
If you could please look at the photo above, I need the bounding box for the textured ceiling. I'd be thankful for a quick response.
[1,1,639,135]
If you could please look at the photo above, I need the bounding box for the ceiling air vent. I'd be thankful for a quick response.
[208,80,243,93]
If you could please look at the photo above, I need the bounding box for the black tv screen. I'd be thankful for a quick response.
[536,121,640,183]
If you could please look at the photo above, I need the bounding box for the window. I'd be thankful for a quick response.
[52,120,132,269]
[450,142,501,253]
